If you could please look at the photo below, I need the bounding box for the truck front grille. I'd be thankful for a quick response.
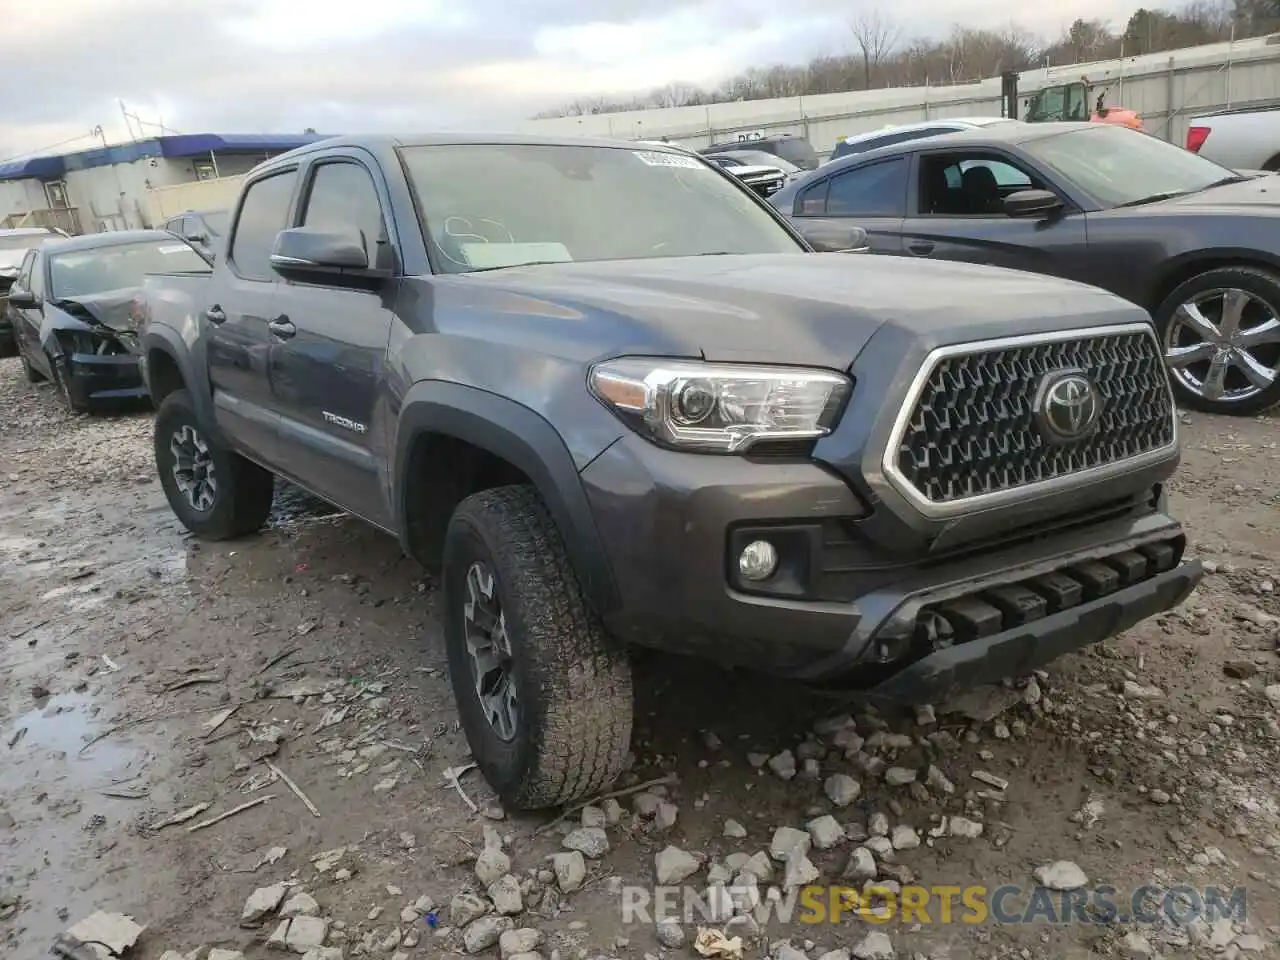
[890,325,1175,509]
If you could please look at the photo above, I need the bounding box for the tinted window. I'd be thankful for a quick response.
[817,159,909,216]
[301,162,387,260]
[919,153,1042,215]
[229,170,299,281]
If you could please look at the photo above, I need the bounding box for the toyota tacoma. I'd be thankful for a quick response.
[135,134,1201,810]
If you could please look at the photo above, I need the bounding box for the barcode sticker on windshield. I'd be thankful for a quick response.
[632,150,703,169]
[158,244,190,254]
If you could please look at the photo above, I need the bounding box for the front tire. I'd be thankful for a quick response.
[154,388,274,539]
[1154,266,1280,416]
[442,485,633,810]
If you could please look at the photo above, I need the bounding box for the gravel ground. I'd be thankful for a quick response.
[1,354,1278,960]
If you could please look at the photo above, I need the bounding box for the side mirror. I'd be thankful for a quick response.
[270,227,370,276]
[7,287,37,309]
[1004,189,1064,219]
[798,221,870,253]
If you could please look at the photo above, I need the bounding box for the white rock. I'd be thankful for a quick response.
[655,918,685,949]
[869,813,890,837]
[890,825,920,850]
[551,851,586,892]
[450,892,489,927]
[819,951,851,960]
[653,802,678,831]
[1034,861,1088,891]
[851,930,895,959]
[489,875,524,915]
[1122,680,1164,699]
[1117,931,1154,958]
[241,883,288,924]
[580,805,606,828]
[948,816,984,839]
[499,928,544,959]
[844,847,877,881]
[562,827,609,859]
[280,892,320,918]
[475,847,512,886]
[299,949,343,960]
[883,767,916,786]
[768,750,798,780]
[1265,684,1280,706]
[723,818,748,839]
[775,943,810,960]
[783,850,819,889]
[208,951,247,960]
[464,916,514,955]
[806,815,845,850]
[285,916,329,953]
[824,774,861,807]
[770,826,812,862]
[601,798,624,824]
[655,846,701,884]
[925,765,955,795]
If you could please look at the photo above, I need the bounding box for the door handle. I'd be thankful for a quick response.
[907,241,935,256]
[268,315,296,339]
[205,305,227,324]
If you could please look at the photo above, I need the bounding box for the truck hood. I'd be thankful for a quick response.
[448,253,1143,368]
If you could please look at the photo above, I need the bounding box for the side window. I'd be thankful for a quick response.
[28,252,45,297]
[823,159,909,217]
[919,153,1042,216]
[300,161,387,261]
[15,250,35,290]
[229,170,300,282]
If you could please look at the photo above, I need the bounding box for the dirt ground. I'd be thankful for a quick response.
[1,353,1277,960]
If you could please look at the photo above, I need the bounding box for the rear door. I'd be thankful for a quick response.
[206,167,300,463]
[268,152,398,527]
[788,156,908,254]
[900,148,1089,278]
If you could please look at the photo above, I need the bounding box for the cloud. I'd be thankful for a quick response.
[0,0,1143,159]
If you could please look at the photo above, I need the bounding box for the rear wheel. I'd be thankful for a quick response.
[1154,266,1280,416]
[442,485,633,810]
[154,388,274,539]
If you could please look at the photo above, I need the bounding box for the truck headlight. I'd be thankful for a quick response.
[588,358,851,453]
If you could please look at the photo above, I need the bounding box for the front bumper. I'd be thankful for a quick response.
[580,434,1199,690]
[60,352,147,406]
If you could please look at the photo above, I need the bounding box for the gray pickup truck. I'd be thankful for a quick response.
[136,134,1201,810]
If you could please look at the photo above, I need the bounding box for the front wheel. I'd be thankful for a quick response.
[154,388,275,539]
[1155,266,1280,416]
[442,485,633,810]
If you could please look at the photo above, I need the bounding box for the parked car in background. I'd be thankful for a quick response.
[718,162,788,198]
[138,133,1197,811]
[0,226,66,355]
[771,121,1280,416]
[161,209,228,261]
[708,149,804,178]
[1186,105,1280,172]
[827,117,1022,163]
[7,230,210,410]
[700,133,819,171]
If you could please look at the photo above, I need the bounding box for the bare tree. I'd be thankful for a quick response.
[848,9,900,87]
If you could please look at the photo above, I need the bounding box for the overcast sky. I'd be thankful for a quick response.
[5,0,1143,159]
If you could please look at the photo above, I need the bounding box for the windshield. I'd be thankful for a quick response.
[49,239,211,299]
[203,211,229,236]
[1023,125,1239,208]
[398,143,803,274]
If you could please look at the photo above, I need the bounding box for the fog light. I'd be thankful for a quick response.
[738,540,779,581]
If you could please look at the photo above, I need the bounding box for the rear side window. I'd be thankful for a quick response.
[799,158,909,217]
[229,170,299,281]
[301,161,387,260]
[773,139,818,170]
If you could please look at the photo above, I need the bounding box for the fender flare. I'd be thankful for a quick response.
[393,380,621,615]
[141,329,219,437]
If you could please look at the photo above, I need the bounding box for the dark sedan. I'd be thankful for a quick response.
[770,122,1280,416]
[7,230,210,411]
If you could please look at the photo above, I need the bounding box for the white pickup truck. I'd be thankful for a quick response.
[1186,104,1280,172]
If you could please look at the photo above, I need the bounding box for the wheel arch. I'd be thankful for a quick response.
[1147,250,1280,316]
[142,330,218,429]
[393,381,621,616]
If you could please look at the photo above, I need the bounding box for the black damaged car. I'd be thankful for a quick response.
[7,230,211,411]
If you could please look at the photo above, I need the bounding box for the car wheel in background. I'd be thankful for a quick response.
[154,388,275,539]
[1155,266,1280,416]
[442,485,633,810]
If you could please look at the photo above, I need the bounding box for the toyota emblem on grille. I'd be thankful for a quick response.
[1035,370,1101,444]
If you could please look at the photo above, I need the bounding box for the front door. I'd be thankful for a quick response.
[789,156,908,254]
[206,167,300,462]
[901,150,1089,280]
[12,250,53,379]
[269,154,398,528]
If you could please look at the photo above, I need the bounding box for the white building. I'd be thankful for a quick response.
[0,133,324,234]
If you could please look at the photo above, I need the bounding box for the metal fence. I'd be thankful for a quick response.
[526,34,1280,157]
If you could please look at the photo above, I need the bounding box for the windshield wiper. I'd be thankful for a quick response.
[463,260,569,274]
[1200,175,1251,190]
[1113,190,1190,208]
